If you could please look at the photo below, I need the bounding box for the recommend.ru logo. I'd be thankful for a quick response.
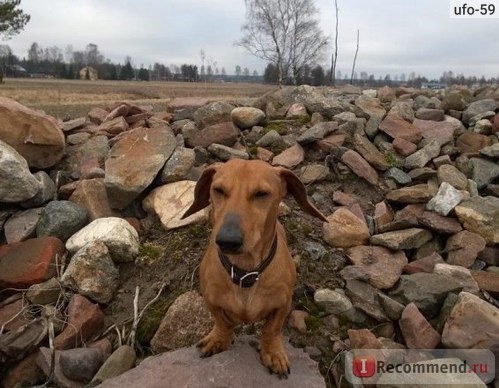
[345,349,495,385]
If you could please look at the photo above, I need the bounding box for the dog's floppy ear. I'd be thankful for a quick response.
[277,167,328,222]
[181,164,220,219]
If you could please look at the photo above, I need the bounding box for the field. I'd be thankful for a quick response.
[0,78,277,119]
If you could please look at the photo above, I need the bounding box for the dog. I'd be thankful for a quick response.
[182,159,327,378]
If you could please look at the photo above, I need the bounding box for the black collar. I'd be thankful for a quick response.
[217,234,278,288]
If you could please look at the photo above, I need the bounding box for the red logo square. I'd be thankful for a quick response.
[352,355,376,378]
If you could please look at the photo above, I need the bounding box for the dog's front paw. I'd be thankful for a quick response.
[260,345,290,379]
[197,332,232,358]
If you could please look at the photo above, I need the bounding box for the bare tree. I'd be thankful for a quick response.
[330,0,339,86]
[350,29,359,84]
[238,0,328,86]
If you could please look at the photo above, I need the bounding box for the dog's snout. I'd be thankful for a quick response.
[216,213,243,253]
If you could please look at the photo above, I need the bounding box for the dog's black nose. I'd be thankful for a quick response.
[216,214,243,253]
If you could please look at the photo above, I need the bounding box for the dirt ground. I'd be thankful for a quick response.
[0,78,276,119]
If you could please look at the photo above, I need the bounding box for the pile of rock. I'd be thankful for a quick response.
[0,83,498,387]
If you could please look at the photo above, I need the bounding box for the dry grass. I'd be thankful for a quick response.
[0,78,276,118]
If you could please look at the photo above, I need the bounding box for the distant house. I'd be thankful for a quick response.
[79,66,98,80]
[5,65,28,77]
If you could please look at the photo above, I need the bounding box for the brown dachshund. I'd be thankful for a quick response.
[182,159,327,378]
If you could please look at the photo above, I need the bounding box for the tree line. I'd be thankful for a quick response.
[0,42,263,82]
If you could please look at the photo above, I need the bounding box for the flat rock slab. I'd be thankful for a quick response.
[97,336,325,388]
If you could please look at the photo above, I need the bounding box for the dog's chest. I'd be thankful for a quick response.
[225,289,270,324]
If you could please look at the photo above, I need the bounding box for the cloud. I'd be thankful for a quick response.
[6,0,499,78]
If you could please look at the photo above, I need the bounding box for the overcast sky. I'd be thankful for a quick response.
[6,0,499,79]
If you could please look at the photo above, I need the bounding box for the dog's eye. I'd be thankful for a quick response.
[254,190,269,199]
[213,187,226,196]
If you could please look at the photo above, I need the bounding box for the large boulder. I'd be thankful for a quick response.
[104,127,176,209]
[0,97,65,169]
[0,140,40,203]
[98,335,325,388]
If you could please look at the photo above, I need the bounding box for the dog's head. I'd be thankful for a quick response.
[182,159,327,256]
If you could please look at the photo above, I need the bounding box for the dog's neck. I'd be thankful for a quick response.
[217,231,278,288]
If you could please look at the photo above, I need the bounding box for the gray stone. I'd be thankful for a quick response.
[92,345,136,385]
[4,207,43,243]
[59,348,103,383]
[95,336,325,388]
[462,98,499,125]
[63,117,87,132]
[370,228,432,250]
[469,157,499,189]
[256,129,286,148]
[37,347,84,388]
[0,318,47,362]
[454,196,499,245]
[365,115,382,139]
[345,279,389,321]
[303,241,328,261]
[160,147,195,183]
[388,101,415,122]
[194,101,235,129]
[384,167,412,185]
[378,293,405,321]
[151,291,213,353]
[426,182,464,216]
[404,139,441,169]
[434,292,459,333]
[20,171,56,208]
[434,263,479,294]
[352,134,390,171]
[296,121,337,145]
[231,107,265,129]
[480,143,499,158]
[36,200,88,241]
[26,277,62,305]
[473,118,493,134]
[66,217,139,263]
[389,273,464,318]
[61,241,119,304]
[314,289,352,314]
[0,140,39,203]
[415,108,445,121]
[207,143,249,161]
